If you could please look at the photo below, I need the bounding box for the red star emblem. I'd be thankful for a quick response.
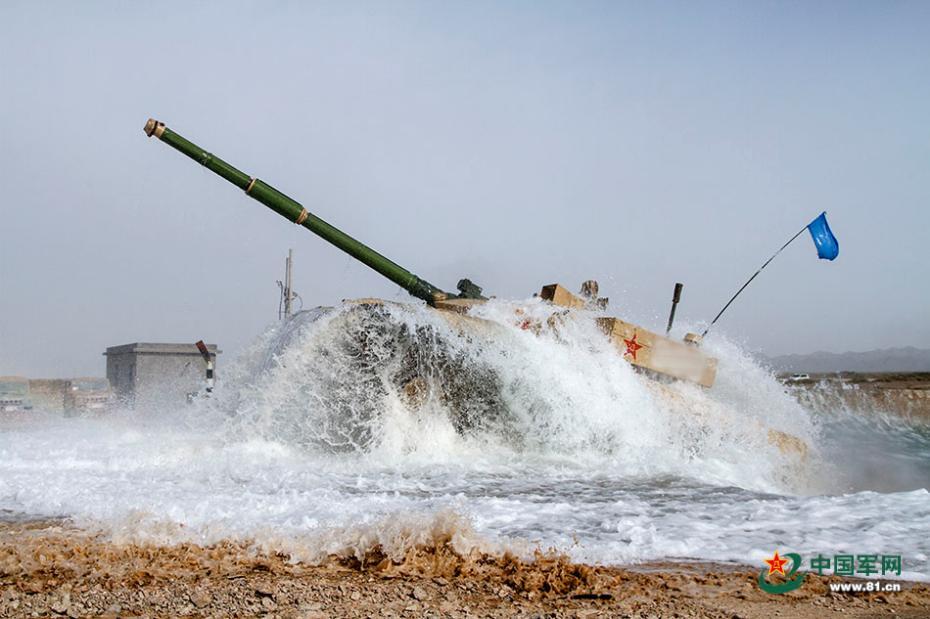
[623,333,644,361]
[764,551,789,577]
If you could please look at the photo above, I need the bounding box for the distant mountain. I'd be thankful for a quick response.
[765,347,930,373]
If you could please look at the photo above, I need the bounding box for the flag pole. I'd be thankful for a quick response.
[701,223,810,338]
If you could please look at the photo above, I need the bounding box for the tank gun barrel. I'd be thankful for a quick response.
[143,118,450,304]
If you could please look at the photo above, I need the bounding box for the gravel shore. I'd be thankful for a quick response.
[1,520,928,618]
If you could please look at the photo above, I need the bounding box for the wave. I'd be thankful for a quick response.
[204,299,821,493]
[4,298,928,576]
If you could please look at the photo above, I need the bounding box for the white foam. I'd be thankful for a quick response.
[1,300,928,579]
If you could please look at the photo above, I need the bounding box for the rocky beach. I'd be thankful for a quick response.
[2,519,929,618]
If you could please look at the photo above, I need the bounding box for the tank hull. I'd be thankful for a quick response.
[331,300,806,460]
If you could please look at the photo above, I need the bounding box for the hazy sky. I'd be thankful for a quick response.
[1,1,928,377]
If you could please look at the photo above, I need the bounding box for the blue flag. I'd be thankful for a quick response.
[807,212,839,260]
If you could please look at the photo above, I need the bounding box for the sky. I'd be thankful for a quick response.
[1,1,928,377]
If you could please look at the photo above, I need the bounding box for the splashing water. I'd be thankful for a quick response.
[1,300,928,578]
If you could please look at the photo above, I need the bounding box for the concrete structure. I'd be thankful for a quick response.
[104,343,219,409]
[28,379,69,413]
[0,376,32,412]
[29,378,114,415]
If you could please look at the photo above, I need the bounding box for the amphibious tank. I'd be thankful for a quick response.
[143,119,715,383]
[142,119,805,457]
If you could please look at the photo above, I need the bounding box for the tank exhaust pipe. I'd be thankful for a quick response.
[666,282,683,335]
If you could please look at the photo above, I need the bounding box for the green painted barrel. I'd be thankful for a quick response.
[144,119,449,304]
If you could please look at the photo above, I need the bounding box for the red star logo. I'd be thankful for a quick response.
[765,551,789,577]
[623,333,644,361]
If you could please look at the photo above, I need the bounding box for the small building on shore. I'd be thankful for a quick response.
[0,376,32,412]
[104,343,219,410]
[27,379,69,413]
[29,378,114,416]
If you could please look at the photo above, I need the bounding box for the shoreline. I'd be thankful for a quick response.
[1,521,928,618]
